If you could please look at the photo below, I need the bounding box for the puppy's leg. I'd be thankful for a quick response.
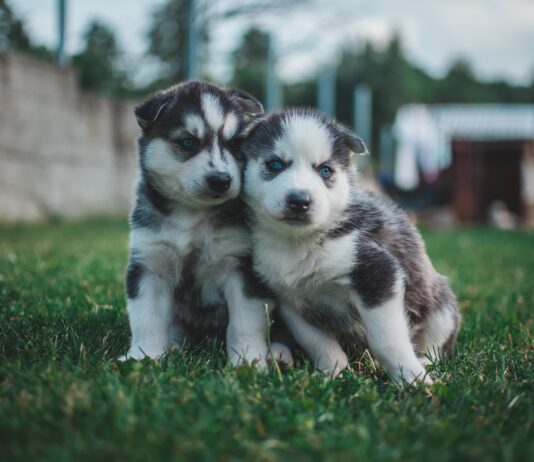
[280,305,348,377]
[224,275,269,367]
[121,270,175,361]
[267,342,294,366]
[418,279,460,365]
[417,301,460,366]
[267,310,296,366]
[168,321,188,352]
[355,279,430,384]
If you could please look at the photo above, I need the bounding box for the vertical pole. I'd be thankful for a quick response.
[265,35,281,111]
[354,84,372,152]
[56,0,66,67]
[317,65,336,116]
[379,125,393,177]
[186,0,198,80]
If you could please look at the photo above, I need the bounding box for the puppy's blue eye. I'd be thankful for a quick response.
[266,158,285,173]
[179,137,198,150]
[318,165,334,178]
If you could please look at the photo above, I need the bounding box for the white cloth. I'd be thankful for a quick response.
[393,105,440,190]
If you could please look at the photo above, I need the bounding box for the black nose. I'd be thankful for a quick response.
[206,173,232,193]
[286,191,312,212]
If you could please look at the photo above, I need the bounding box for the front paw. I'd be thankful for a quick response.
[402,373,434,386]
[316,351,349,378]
[267,342,294,366]
[393,365,434,385]
[227,343,268,368]
[117,344,167,361]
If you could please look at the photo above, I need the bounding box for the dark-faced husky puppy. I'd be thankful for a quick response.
[239,108,460,383]
[120,81,271,366]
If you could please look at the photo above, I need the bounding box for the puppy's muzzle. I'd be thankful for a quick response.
[206,172,232,194]
[286,191,311,213]
[283,191,313,224]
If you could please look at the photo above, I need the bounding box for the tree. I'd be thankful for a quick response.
[434,57,487,102]
[146,0,307,86]
[147,0,208,85]
[71,20,124,93]
[0,0,31,52]
[230,27,270,105]
[0,0,53,60]
[284,79,316,109]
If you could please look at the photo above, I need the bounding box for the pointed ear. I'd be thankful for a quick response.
[228,113,267,161]
[227,88,264,115]
[339,125,369,156]
[235,113,267,139]
[134,92,172,130]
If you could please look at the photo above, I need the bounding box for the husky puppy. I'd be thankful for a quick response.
[121,81,271,366]
[239,108,461,383]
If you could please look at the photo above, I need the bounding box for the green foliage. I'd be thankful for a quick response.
[0,221,532,461]
[147,0,188,84]
[283,79,317,108]
[146,0,209,86]
[71,21,125,94]
[0,0,31,52]
[0,0,53,61]
[231,27,270,106]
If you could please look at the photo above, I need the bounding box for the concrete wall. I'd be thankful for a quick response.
[0,53,139,221]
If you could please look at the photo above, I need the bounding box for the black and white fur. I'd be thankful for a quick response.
[121,81,272,366]
[239,109,461,383]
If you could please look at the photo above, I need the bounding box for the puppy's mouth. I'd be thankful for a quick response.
[184,189,236,207]
[198,182,238,200]
[281,212,312,225]
[204,190,231,199]
[199,191,234,203]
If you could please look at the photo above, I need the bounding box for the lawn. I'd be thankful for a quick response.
[0,220,532,462]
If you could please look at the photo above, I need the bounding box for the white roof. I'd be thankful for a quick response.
[418,104,534,141]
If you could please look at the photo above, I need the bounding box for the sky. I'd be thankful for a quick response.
[11,0,534,85]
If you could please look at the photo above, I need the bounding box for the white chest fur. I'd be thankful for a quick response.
[254,230,357,297]
[130,207,250,285]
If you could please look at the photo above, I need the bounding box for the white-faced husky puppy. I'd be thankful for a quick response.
[120,81,272,366]
[239,108,461,383]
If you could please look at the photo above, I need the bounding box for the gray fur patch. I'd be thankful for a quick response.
[125,257,144,299]
[239,255,276,300]
[173,251,229,342]
[352,241,398,307]
[129,179,175,231]
[211,198,247,229]
[301,301,359,335]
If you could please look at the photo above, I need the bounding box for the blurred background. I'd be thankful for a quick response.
[1,0,533,227]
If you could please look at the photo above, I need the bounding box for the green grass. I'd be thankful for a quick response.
[0,220,532,462]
